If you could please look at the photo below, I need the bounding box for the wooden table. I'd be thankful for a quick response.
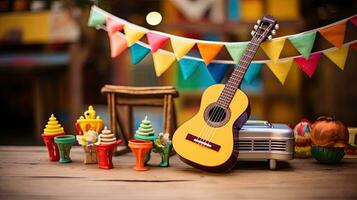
[1,146,356,200]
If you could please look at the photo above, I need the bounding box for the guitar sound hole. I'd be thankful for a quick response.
[208,106,226,123]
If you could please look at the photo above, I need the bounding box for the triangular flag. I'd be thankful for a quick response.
[197,43,224,65]
[171,38,196,60]
[324,46,350,70]
[350,16,357,27]
[207,62,230,83]
[109,33,128,58]
[152,50,176,77]
[294,52,322,78]
[129,43,151,64]
[226,42,249,64]
[106,17,124,35]
[266,59,294,84]
[88,8,106,27]
[288,32,316,59]
[146,32,169,52]
[242,63,264,84]
[178,58,202,80]
[260,38,286,63]
[319,22,346,48]
[124,24,147,47]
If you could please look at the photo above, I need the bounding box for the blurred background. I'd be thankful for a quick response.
[0,0,356,145]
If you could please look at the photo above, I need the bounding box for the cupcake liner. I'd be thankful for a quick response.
[311,146,345,164]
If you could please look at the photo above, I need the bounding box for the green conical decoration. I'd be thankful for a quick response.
[136,116,155,136]
[88,8,106,27]
[288,32,316,59]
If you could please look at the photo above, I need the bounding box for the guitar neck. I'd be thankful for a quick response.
[217,40,261,108]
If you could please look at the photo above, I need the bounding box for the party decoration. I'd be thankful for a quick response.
[351,43,357,51]
[266,59,293,84]
[178,58,202,80]
[207,62,230,83]
[128,140,153,171]
[350,16,357,27]
[124,24,147,47]
[88,8,106,27]
[76,105,104,136]
[41,114,65,161]
[319,22,346,48]
[109,33,128,58]
[324,46,350,70]
[260,38,286,63]
[130,43,151,64]
[95,126,122,169]
[106,17,124,35]
[293,119,312,158]
[288,32,316,59]
[170,0,216,22]
[147,32,169,52]
[76,130,99,164]
[242,63,263,84]
[54,135,75,163]
[170,38,196,60]
[294,52,322,78]
[152,50,176,76]
[197,43,224,65]
[226,42,249,64]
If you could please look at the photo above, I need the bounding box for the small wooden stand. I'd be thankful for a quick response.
[101,85,179,155]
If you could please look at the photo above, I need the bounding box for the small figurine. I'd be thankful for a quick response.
[54,135,75,163]
[310,116,349,164]
[95,126,122,169]
[41,114,65,161]
[293,119,312,158]
[76,130,99,164]
[76,105,104,135]
[134,116,172,167]
[128,139,153,171]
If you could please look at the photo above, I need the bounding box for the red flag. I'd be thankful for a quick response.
[294,52,322,78]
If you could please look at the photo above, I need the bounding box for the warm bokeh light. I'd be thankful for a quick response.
[146,11,162,26]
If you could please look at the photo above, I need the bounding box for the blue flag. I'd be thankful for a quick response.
[207,62,230,83]
[130,43,150,65]
[178,58,202,80]
[242,63,263,84]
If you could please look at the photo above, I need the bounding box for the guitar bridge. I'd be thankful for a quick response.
[186,133,221,152]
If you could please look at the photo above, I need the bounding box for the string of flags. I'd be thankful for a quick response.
[89,5,357,85]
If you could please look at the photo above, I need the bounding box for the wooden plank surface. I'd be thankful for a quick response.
[0,146,356,200]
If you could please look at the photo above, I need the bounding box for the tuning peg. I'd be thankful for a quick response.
[251,30,256,36]
[254,25,258,30]
[271,30,276,35]
[275,24,279,30]
[257,19,261,24]
[268,35,273,40]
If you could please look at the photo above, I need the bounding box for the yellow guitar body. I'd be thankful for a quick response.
[173,84,249,171]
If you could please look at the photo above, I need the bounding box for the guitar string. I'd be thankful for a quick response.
[195,25,264,148]
[196,27,264,147]
[203,23,273,147]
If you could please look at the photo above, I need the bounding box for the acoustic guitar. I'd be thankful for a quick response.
[173,16,279,172]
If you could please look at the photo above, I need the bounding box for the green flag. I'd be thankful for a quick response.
[225,42,249,64]
[288,32,316,59]
[88,8,106,27]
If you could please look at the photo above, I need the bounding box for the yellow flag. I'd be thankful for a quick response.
[266,59,293,84]
[124,24,147,46]
[323,46,349,70]
[261,38,286,63]
[170,38,196,60]
[152,50,176,77]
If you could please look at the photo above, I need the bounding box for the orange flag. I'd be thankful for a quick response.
[197,43,224,65]
[109,33,128,58]
[319,22,346,48]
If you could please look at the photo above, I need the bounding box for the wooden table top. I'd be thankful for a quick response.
[0,146,356,200]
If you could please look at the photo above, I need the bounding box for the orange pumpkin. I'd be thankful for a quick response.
[310,117,349,148]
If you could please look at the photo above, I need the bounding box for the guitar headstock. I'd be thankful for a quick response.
[251,15,278,43]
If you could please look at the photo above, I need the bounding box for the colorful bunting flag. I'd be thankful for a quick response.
[106,17,124,35]
[109,33,127,58]
[324,46,350,70]
[350,16,357,27]
[242,63,263,84]
[88,9,106,27]
[294,52,322,78]
[288,32,316,59]
[267,59,294,84]
[152,50,176,77]
[178,58,202,80]
[226,42,249,64]
[124,24,147,47]
[207,62,230,83]
[351,43,357,51]
[319,22,346,48]
[260,38,286,63]
[129,43,151,64]
[197,43,224,65]
[146,32,169,52]
[171,38,196,60]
